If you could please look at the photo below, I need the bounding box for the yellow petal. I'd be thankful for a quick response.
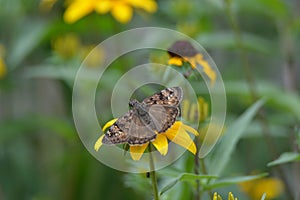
[181,123,199,136]
[213,193,218,200]
[188,103,197,122]
[185,57,197,69]
[182,100,190,120]
[239,177,284,199]
[198,97,208,122]
[95,0,111,14]
[169,121,199,136]
[152,134,168,155]
[252,178,284,199]
[130,143,149,161]
[63,0,94,23]
[128,0,157,13]
[111,2,133,23]
[228,192,234,200]
[102,118,117,131]
[168,121,182,130]
[94,134,105,151]
[195,53,216,85]
[168,57,183,66]
[0,57,7,79]
[165,125,197,154]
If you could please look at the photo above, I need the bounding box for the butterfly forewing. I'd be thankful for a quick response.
[142,87,183,106]
[102,87,183,145]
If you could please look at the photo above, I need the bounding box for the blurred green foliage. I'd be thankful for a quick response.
[0,0,300,199]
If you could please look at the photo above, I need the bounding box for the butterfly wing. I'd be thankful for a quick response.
[102,87,183,145]
[102,110,157,145]
[142,87,183,106]
[143,87,183,132]
[126,114,157,145]
[102,111,132,145]
[148,105,180,133]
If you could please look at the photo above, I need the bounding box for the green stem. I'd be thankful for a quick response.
[224,1,294,198]
[200,158,213,199]
[194,137,200,200]
[224,0,257,100]
[149,144,159,200]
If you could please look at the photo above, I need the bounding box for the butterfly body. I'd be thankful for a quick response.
[102,87,183,146]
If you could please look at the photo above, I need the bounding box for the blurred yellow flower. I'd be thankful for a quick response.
[64,0,157,24]
[0,45,7,79]
[182,97,208,123]
[177,22,199,37]
[52,33,81,59]
[168,41,216,84]
[39,0,57,12]
[213,192,238,200]
[95,119,199,160]
[52,34,105,66]
[80,45,105,67]
[239,177,284,199]
[0,58,6,79]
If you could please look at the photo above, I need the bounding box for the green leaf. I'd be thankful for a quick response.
[8,20,50,69]
[0,115,76,142]
[268,152,300,166]
[197,32,273,54]
[225,81,300,120]
[237,0,288,19]
[207,99,265,176]
[204,173,268,190]
[24,64,78,86]
[242,120,287,138]
[160,173,217,195]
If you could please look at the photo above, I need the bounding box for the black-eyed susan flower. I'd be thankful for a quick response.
[167,41,216,84]
[239,177,284,199]
[213,192,238,200]
[94,119,199,160]
[64,0,157,24]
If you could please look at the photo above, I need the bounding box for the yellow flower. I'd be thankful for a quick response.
[95,119,199,160]
[64,0,157,24]
[177,21,199,37]
[52,33,81,59]
[167,41,216,84]
[80,45,105,67]
[239,177,284,199]
[0,45,7,79]
[182,97,209,123]
[39,0,57,12]
[213,192,238,200]
[0,57,6,79]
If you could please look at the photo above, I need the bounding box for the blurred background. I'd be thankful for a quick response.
[0,0,299,199]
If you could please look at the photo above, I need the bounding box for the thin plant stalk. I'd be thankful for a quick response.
[194,137,201,200]
[224,1,294,198]
[149,144,159,200]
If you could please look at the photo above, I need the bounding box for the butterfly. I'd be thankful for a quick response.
[102,87,183,146]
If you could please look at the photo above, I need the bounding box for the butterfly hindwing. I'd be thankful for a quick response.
[102,110,157,145]
[102,111,132,145]
[102,87,183,146]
